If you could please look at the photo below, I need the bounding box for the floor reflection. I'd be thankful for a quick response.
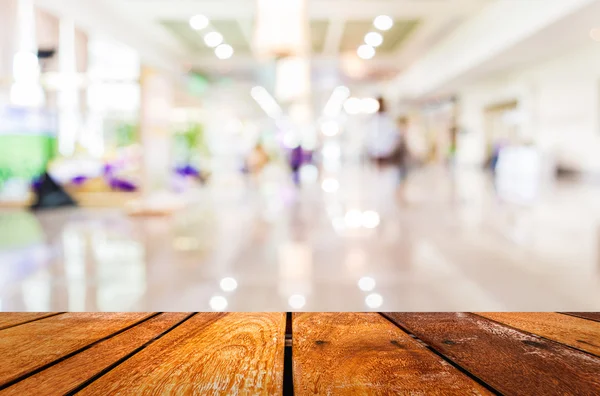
[1,165,599,311]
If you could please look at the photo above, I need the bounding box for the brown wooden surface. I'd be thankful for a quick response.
[2,312,600,394]
[78,312,286,395]
[2,313,191,396]
[0,312,153,387]
[476,312,600,357]
[0,313,59,330]
[563,312,600,323]
[292,312,491,395]
[384,312,600,396]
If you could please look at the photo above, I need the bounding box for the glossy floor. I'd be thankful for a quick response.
[1,165,599,311]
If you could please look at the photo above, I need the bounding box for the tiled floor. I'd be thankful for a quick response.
[1,165,599,311]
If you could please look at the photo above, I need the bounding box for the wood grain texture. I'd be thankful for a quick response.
[78,313,286,395]
[292,313,491,395]
[0,312,153,387]
[0,313,61,330]
[384,313,600,396]
[476,312,600,357]
[563,312,600,323]
[2,313,191,396]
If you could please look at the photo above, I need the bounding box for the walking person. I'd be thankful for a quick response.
[393,117,411,182]
[289,145,303,186]
[366,97,398,169]
[392,117,412,205]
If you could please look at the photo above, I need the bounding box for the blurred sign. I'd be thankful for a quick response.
[0,107,57,201]
[0,107,56,136]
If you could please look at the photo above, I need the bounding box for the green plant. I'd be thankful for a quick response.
[175,123,209,163]
[115,123,138,147]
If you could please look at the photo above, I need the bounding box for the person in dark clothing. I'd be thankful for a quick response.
[290,145,303,185]
[392,117,410,181]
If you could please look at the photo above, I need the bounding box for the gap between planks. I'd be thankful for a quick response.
[472,312,600,359]
[0,313,65,331]
[379,313,502,395]
[0,313,162,391]
[65,313,197,395]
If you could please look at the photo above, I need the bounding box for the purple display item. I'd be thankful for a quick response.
[71,176,87,186]
[175,164,201,178]
[302,150,314,164]
[31,176,43,192]
[290,146,304,168]
[108,177,137,192]
[103,164,115,175]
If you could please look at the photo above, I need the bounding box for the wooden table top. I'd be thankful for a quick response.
[0,312,598,395]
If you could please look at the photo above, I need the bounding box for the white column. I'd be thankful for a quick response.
[9,0,44,107]
[0,0,19,104]
[57,17,79,156]
[139,66,173,196]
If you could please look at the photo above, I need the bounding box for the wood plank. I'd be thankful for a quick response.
[0,313,61,330]
[384,313,600,395]
[292,313,491,395]
[2,313,191,396]
[476,312,600,357]
[0,312,154,387]
[563,312,600,323]
[77,313,286,395]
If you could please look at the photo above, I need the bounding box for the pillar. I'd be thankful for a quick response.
[139,66,174,196]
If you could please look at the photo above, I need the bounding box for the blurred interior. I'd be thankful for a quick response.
[1,0,600,311]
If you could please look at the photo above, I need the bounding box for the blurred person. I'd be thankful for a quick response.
[289,145,303,186]
[367,97,399,168]
[487,139,507,173]
[391,117,411,182]
[389,117,413,206]
[246,142,269,176]
[448,126,458,167]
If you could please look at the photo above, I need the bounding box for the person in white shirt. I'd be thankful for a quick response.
[366,97,399,167]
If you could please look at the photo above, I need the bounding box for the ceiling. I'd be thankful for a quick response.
[31,0,491,117]
[161,18,421,57]
[97,0,488,82]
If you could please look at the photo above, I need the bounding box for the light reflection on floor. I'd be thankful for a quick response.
[1,165,599,311]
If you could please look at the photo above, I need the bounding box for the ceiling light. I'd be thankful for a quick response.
[364,32,383,47]
[288,294,306,309]
[361,210,380,228]
[215,43,234,59]
[283,132,301,149]
[321,142,341,160]
[275,57,310,101]
[361,97,380,114]
[189,15,209,30]
[374,15,393,31]
[251,86,282,118]
[321,121,340,136]
[365,293,383,308]
[209,296,228,311]
[300,164,319,183]
[345,209,363,228]
[323,85,350,117]
[358,276,376,292]
[204,31,223,48]
[254,0,308,58]
[344,97,362,114]
[357,44,375,60]
[321,178,340,193]
[12,51,40,82]
[220,277,238,292]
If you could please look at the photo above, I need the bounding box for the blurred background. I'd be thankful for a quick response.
[1,0,600,311]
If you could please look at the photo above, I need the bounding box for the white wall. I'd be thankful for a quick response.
[457,42,600,173]
[391,0,597,98]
